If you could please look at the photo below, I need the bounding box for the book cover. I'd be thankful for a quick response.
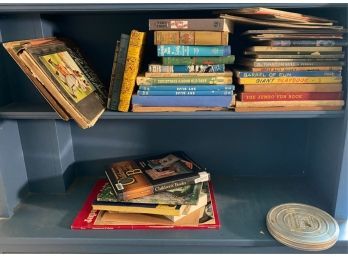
[235,100,344,108]
[148,64,225,73]
[248,66,343,72]
[149,18,232,32]
[107,34,130,111]
[239,92,343,102]
[71,179,220,229]
[132,105,227,112]
[145,71,230,78]
[235,70,342,78]
[162,56,235,65]
[105,152,210,201]
[137,76,232,85]
[118,30,146,112]
[234,106,342,112]
[154,31,229,45]
[3,37,106,129]
[157,45,231,57]
[238,60,345,67]
[238,76,342,84]
[246,46,343,53]
[97,181,203,205]
[139,85,234,91]
[242,84,342,93]
[131,95,233,107]
[92,200,186,216]
[263,40,348,47]
[137,90,233,96]
[243,53,345,59]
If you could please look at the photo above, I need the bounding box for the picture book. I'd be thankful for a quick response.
[105,152,210,201]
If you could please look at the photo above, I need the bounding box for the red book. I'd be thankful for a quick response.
[71,179,220,230]
[239,92,343,102]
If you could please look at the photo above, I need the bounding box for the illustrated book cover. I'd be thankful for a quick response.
[3,37,107,129]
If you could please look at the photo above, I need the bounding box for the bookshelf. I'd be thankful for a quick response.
[0,3,347,253]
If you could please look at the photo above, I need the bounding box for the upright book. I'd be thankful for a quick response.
[3,37,107,129]
[105,152,210,201]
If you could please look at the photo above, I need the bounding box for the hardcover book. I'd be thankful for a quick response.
[137,90,233,96]
[105,152,210,201]
[3,37,107,129]
[162,56,235,65]
[248,66,342,72]
[242,84,342,93]
[136,75,233,85]
[237,76,342,84]
[154,31,229,45]
[139,85,234,91]
[148,64,225,73]
[239,92,343,102]
[97,181,203,205]
[157,45,231,57]
[71,179,220,229]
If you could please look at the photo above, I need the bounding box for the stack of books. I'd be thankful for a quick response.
[71,152,219,229]
[131,18,236,112]
[219,8,346,112]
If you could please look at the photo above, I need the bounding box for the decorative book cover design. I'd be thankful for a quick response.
[105,152,210,201]
[3,37,106,129]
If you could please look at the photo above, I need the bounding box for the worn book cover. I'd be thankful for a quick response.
[235,100,344,108]
[239,92,343,102]
[71,179,220,229]
[162,56,235,65]
[154,31,229,45]
[136,75,233,85]
[105,152,210,201]
[242,83,342,93]
[238,76,342,84]
[3,37,106,129]
[97,181,203,205]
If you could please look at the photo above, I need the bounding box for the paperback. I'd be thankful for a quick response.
[105,152,210,201]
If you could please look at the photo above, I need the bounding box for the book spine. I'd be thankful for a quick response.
[249,61,345,67]
[239,92,343,102]
[107,41,120,109]
[137,76,233,85]
[137,90,233,96]
[236,71,342,78]
[157,45,231,57]
[154,31,228,45]
[149,19,225,31]
[108,35,130,110]
[249,46,342,52]
[270,40,348,47]
[250,66,343,72]
[162,56,235,65]
[148,64,225,73]
[235,100,345,108]
[242,84,343,93]
[118,30,146,112]
[238,77,342,84]
[139,85,234,91]
[132,95,233,107]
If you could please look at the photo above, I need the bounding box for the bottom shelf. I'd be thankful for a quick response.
[0,176,347,253]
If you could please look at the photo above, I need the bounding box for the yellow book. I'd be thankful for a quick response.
[118,30,146,112]
[238,77,342,84]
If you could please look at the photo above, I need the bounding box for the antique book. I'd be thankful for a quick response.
[107,40,120,109]
[248,66,343,72]
[149,18,233,32]
[242,84,342,93]
[255,40,348,47]
[145,70,230,78]
[245,46,342,53]
[235,70,342,78]
[97,180,203,205]
[238,60,345,67]
[157,45,231,57]
[239,92,343,102]
[136,75,233,85]
[118,30,146,112]
[154,31,229,45]
[234,106,343,112]
[235,100,344,108]
[3,37,107,129]
[137,90,232,96]
[139,85,234,91]
[132,95,233,107]
[237,76,342,84]
[71,179,220,229]
[105,152,210,201]
[148,64,225,73]
[162,56,235,65]
[243,53,345,59]
[107,34,130,111]
[132,105,227,112]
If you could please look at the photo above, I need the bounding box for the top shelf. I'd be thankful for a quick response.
[0,103,344,120]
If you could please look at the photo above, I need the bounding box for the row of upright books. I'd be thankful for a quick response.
[71,152,219,229]
[131,18,236,112]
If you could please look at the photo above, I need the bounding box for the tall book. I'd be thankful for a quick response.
[3,37,107,129]
[118,30,146,112]
[107,34,130,111]
[105,152,210,201]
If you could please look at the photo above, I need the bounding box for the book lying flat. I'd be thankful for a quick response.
[71,179,220,229]
[235,100,344,108]
[105,152,210,201]
[242,84,342,93]
[234,106,343,112]
[132,105,228,112]
[3,37,107,129]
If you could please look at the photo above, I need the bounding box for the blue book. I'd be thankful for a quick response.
[139,85,235,91]
[157,45,231,57]
[132,95,233,107]
[236,70,342,78]
[137,90,233,96]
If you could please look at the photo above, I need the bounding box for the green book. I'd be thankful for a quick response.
[97,182,203,205]
[162,55,235,65]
